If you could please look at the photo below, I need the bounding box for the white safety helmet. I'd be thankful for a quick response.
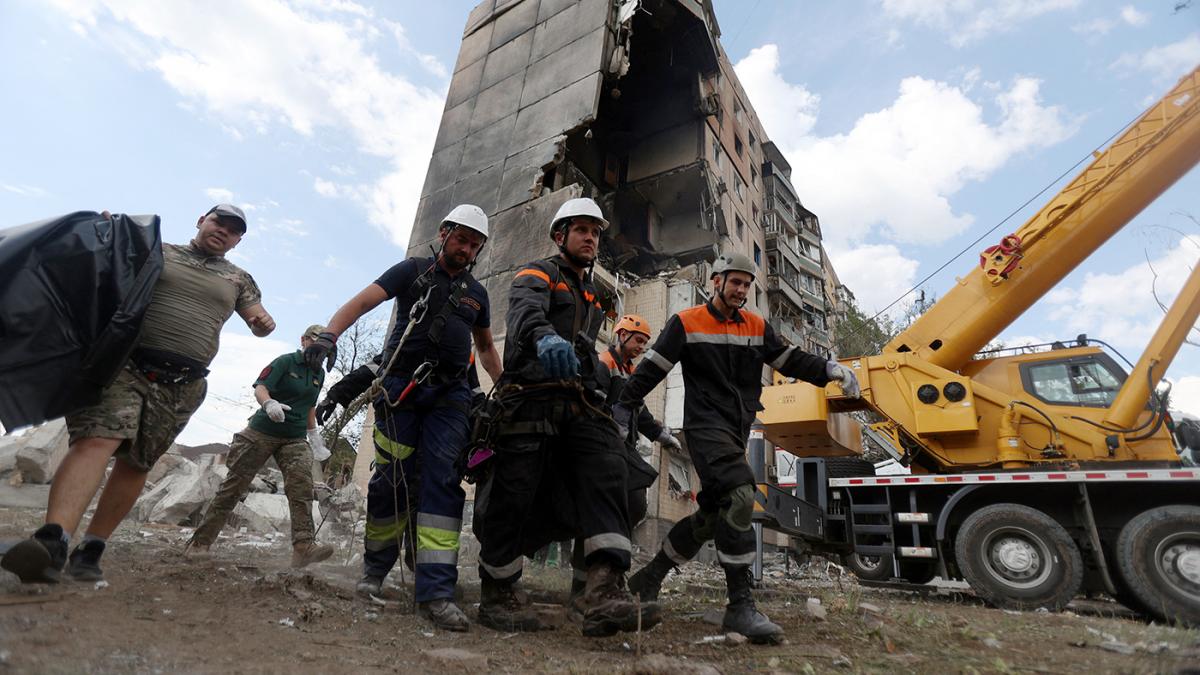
[711,251,756,280]
[442,204,489,239]
[549,197,609,240]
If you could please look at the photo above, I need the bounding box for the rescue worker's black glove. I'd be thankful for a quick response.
[304,332,338,372]
[314,398,338,426]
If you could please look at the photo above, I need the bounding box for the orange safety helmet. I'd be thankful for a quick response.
[614,314,651,339]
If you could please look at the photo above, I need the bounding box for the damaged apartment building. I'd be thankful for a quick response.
[398,0,843,547]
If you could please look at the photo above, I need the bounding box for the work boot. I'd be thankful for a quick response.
[477,577,545,632]
[565,575,587,624]
[418,598,471,632]
[721,565,784,645]
[578,562,661,637]
[356,574,384,597]
[67,539,106,581]
[1,524,68,584]
[627,550,674,602]
[291,541,334,568]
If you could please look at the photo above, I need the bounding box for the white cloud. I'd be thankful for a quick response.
[204,187,234,203]
[323,255,341,269]
[313,177,341,198]
[1044,238,1198,352]
[880,0,1080,47]
[1113,33,1200,85]
[1120,5,1148,26]
[1072,17,1114,37]
[174,330,293,446]
[734,45,819,138]
[826,243,920,315]
[45,0,447,248]
[736,45,1076,248]
[1170,376,1200,419]
[0,182,49,198]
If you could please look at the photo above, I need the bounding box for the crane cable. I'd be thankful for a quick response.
[846,106,1147,334]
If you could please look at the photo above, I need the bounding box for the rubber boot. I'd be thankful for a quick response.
[67,539,106,581]
[721,565,784,645]
[579,562,661,637]
[418,598,471,632]
[291,541,334,568]
[1,524,68,584]
[627,551,674,601]
[477,577,545,632]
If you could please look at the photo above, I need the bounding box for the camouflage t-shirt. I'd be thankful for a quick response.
[137,242,261,366]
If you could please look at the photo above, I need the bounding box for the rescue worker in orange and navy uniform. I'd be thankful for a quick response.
[615,251,861,644]
[566,314,681,617]
[473,197,660,638]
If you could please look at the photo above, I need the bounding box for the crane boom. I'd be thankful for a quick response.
[885,66,1200,371]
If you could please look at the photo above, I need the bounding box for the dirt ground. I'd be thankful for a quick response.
[2,503,1199,674]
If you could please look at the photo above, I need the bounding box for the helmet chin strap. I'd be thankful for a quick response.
[717,273,747,310]
[438,224,487,273]
[556,225,595,272]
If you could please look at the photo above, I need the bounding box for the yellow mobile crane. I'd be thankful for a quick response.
[752,65,1200,624]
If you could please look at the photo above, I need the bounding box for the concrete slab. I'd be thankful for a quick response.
[480,28,532,91]
[420,141,465,200]
[530,0,609,63]
[496,137,563,212]
[445,57,484,111]
[510,72,601,154]
[469,71,524,135]
[434,97,476,151]
[455,13,494,72]
[460,113,518,178]
[520,26,605,109]
[451,163,502,216]
[489,0,538,51]
[411,187,456,249]
[537,0,578,23]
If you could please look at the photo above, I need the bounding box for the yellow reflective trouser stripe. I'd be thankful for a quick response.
[365,514,407,545]
[416,525,460,552]
[373,427,415,464]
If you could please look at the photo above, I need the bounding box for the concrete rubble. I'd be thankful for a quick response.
[0,419,69,484]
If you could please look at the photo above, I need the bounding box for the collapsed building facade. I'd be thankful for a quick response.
[395,0,844,547]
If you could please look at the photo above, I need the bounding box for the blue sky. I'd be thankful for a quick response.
[1,1,1198,444]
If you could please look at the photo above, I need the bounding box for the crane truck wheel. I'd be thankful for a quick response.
[954,504,1083,611]
[1115,505,1200,627]
[840,552,893,581]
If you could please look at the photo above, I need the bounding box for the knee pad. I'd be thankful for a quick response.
[720,484,755,532]
[689,510,719,544]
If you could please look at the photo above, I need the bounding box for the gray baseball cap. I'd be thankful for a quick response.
[205,203,248,233]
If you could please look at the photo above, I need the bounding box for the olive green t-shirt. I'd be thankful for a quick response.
[137,242,262,366]
[248,351,325,439]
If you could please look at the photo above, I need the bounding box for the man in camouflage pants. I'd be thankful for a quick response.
[189,325,334,567]
[1,204,275,584]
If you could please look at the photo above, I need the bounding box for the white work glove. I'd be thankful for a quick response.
[307,428,331,461]
[826,361,861,398]
[657,427,682,451]
[262,398,291,423]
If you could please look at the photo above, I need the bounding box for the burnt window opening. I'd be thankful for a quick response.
[735,215,745,240]
[554,0,720,278]
[735,135,744,158]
